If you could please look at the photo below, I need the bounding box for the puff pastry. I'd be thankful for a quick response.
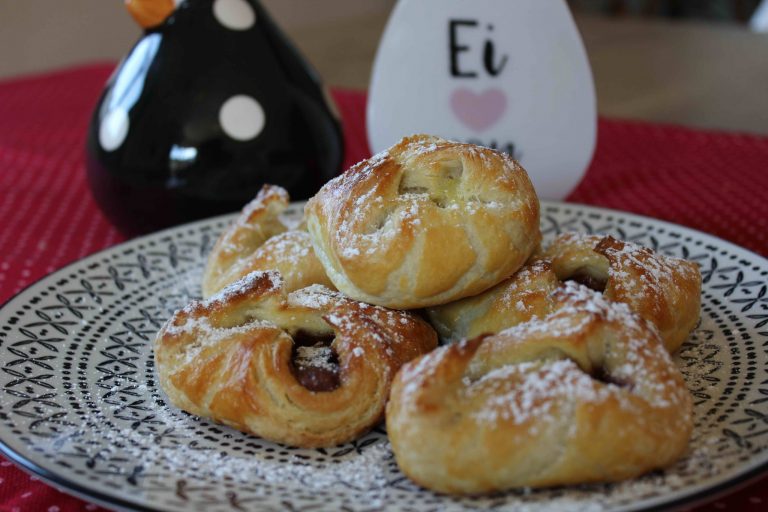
[427,259,560,343]
[202,185,333,298]
[305,134,541,309]
[155,271,437,448]
[429,234,701,352]
[543,233,701,352]
[388,282,693,494]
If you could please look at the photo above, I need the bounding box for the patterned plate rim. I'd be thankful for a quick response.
[0,200,766,512]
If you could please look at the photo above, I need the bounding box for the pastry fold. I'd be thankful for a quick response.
[202,185,333,298]
[155,271,437,447]
[429,233,701,352]
[388,282,693,494]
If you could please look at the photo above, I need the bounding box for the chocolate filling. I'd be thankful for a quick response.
[590,366,630,388]
[567,270,607,293]
[290,330,340,392]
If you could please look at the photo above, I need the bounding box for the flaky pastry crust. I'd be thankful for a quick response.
[155,271,437,447]
[427,259,560,343]
[201,185,333,298]
[544,233,701,352]
[305,134,541,309]
[428,234,701,352]
[388,282,693,494]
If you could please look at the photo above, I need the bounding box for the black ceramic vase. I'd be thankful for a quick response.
[86,0,344,235]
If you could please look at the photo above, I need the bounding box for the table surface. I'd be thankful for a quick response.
[0,62,768,511]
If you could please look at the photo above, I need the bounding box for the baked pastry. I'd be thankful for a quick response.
[202,185,333,298]
[427,259,560,343]
[155,270,437,448]
[428,234,701,352]
[388,282,693,494]
[543,233,701,352]
[304,134,541,309]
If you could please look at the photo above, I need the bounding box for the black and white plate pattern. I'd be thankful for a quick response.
[1,201,767,512]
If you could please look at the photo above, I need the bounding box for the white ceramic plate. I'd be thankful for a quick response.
[1,201,767,512]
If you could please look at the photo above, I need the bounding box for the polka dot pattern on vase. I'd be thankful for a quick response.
[218,94,266,141]
[212,0,256,31]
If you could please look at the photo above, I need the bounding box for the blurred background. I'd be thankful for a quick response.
[0,0,766,133]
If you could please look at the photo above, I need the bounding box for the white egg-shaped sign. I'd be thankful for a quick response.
[367,0,596,200]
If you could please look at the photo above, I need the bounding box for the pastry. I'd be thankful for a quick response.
[155,270,437,448]
[388,282,693,494]
[544,233,701,352]
[427,258,560,343]
[304,134,541,309]
[428,234,701,352]
[201,185,333,298]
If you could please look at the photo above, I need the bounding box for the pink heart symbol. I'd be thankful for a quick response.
[450,88,507,132]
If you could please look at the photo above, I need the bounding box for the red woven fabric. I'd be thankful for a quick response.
[1,63,767,512]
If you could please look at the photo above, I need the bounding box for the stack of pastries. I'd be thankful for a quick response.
[154,134,702,494]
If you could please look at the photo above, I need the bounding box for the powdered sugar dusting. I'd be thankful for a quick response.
[600,237,699,304]
[287,283,342,310]
[468,359,615,426]
[313,134,537,277]
[295,344,337,372]
[216,186,289,256]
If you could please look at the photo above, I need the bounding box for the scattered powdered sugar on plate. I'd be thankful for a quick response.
[28,386,392,494]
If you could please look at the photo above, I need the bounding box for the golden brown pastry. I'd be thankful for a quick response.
[155,271,437,448]
[201,185,333,298]
[427,259,560,343]
[544,233,701,352]
[305,134,541,309]
[388,282,693,494]
[428,234,701,353]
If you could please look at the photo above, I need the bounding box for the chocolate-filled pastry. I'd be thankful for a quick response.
[388,282,693,494]
[202,185,333,298]
[428,234,701,353]
[155,271,437,448]
[543,233,701,352]
[305,134,541,309]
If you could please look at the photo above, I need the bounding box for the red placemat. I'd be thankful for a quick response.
[0,63,767,512]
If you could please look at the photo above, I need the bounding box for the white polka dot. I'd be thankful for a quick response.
[99,108,130,152]
[48,507,60,512]
[219,95,265,141]
[213,0,256,30]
